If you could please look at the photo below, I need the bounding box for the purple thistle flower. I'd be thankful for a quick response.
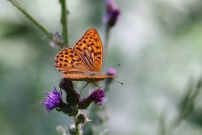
[41,87,63,112]
[79,89,105,109]
[89,89,105,105]
[104,0,120,28]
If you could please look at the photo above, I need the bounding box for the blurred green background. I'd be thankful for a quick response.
[1,0,202,135]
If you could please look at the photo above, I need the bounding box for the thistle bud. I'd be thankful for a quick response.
[59,78,79,106]
[79,89,105,109]
[59,78,74,91]
[76,113,90,125]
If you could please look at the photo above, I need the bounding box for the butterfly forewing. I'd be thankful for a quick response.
[74,28,103,72]
[55,48,91,73]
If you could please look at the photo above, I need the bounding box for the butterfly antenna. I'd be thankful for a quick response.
[92,82,101,88]
[113,79,124,85]
[113,64,121,69]
[79,82,89,95]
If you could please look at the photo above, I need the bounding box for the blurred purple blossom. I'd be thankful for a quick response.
[41,87,63,112]
[104,0,120,28]
[105,67,117,85]
[106,67,117,76]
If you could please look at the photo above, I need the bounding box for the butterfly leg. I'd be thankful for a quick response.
[92,82,101,89]
[79,82,89,95]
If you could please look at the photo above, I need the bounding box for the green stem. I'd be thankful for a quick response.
[75,118,81,135]
[75,124,81,135]
[103,26,110,70]
[166,114,182,135]
[158,113,167,135]
[59,0,68,46]
[7,0,51,37]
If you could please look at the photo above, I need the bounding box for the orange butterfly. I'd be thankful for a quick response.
[55,28,114,82]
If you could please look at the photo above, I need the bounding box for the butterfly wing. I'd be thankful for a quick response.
[55,28,112,81]
[73,28,103,72]
[63,73,113,81]
[55,48,91,73]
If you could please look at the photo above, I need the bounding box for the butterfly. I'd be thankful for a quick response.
[55,28,114,82]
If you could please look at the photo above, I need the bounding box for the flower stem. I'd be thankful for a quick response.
[103,26,110,70]
[7,0,51,37]
[75,124,81,135]
[75,117,81,135]
[59,0,68,46]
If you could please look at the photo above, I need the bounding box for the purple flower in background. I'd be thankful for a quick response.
[79,89,105,109]
[106,67,117,76]
[105,67,117,85]
[41,87,63,112]
[104,0,120,28]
